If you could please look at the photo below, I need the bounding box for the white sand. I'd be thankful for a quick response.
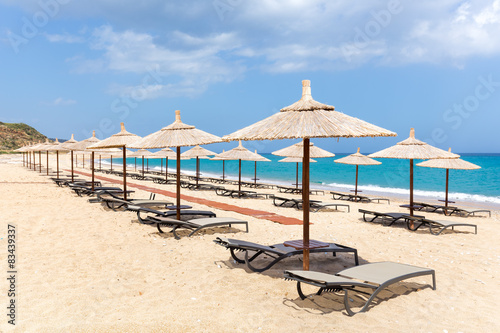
[1,154,499,332]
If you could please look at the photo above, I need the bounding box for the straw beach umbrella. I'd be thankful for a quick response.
[87,123,141,200]
[335,147,381,200]
[128,149,154,176]
[181,145,216,185]
[224,80,396,270]
[214,141,270,192]
[150,147,176,177]
[210,150,228,180]
[39,139,59,176]
[370,128,458,217]
[61,134,80,182]
[129,110,222,220]
[417,148,480,210]
[251,149,271,186]
[68,131,101,190]
[45,139,68,178]
[278,157,317,189]
[273,141,334,188]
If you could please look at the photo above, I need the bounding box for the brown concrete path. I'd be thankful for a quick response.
[71,170,303,225]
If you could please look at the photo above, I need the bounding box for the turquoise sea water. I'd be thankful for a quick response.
[107,153,500,205]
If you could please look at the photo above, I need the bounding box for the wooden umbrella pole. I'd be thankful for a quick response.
[142,156,144,176]
[445,169,449,208]
[296,162,299,189]
[176,147,181,221]
[165,157,168,181]
[302,138,310,271]
[83,154,85,169]
[75,154,78,168]
[238,159,242,192]
[196,157,200,185]
[123,147,127,201]
[355,165,359,202]
[160,158,163,173]
[135,157,137,171]
[254,161,257,185]
[110,156,113,171]
[409,159,414,216]
[38,151,41,173]
[46,151,49,175]
[71,150,74,182]
[99,155,101,170]
[56,151,59,177]
[222,160,225,180]
[91,151,95,191]
[147,158,149,172]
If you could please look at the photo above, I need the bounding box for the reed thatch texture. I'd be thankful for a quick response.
[61,134,80,151]
[129,111,221,149]
[215,141,268,161]
[272,141,335,158]
[150,147,176,158]
[223,81,396,141]
[45,139,68,152]
[417,148,480,170]
[128,149,153,157]
[369,128,458,160]
[66,131,101,151]
[88,123,141,149]
[335,148,381,166]
[181,145,216,158]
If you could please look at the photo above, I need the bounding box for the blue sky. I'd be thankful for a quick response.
[1,0,499,153]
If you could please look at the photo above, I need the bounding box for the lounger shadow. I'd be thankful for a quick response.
[284,261,435,316]
[149,217,248,239]
[214,237,359,272]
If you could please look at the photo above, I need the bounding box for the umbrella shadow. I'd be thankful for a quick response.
[282,281,433,316]
[149,226,247,240]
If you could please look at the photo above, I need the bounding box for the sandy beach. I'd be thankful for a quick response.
[1,154,499,332]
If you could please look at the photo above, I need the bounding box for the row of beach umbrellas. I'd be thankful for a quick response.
[16,80,481,271]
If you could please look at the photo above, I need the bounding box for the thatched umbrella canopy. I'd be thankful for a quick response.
[370,128,458,216]
[150,147,176,176]
[251,149,271,186]
[45,139,68,177]
[273,141,334,189]
[214,141,270,191]
[87,123,142,200]
[61,134,80,181]
[28,141,45,173]
[75,131,102,189]
[278,156,317,189]
[417,148,480,209]
[210,149,229,180]
[128,149,154,175]
[181,145,216,185]
[38,139,58,176]
[224,80,396,270]
[129,110,222,220]
[335,147,381,199]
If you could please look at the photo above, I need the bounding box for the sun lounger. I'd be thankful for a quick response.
[284,261,435,316]
[272,196,302,208]
[301,201,350,213]
[97,192,172,211]
[443,207,491,217]
[404,216,477,235]
[331,191,389,203]
[358,209,424,226]
[214,237,358,272]
[146,217,248,239]
[127,205,216,224]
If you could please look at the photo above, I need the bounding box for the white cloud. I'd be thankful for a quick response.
[41,97,77,106]
[45,33,85,43]
[69,25,245,97]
